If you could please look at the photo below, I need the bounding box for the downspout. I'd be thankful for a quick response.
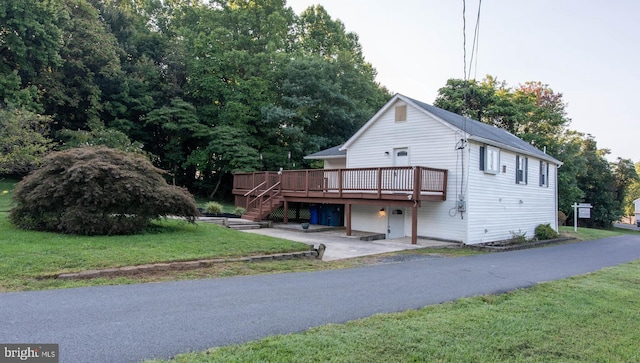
[464,146,471,244]
[555,163,560,232]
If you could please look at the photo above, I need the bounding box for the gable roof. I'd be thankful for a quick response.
[341,94,562,165]
[304,144,346,160]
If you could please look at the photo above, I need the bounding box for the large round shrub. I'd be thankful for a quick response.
[9,147,199,235]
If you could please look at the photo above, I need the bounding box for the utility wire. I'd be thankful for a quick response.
[462,0,467,81]
[468,0,482,80]
[463,0,482,81]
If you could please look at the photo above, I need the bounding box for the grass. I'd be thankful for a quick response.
[0,178,16,212]
[0,177,633,294]
[560,225,640,240]
[0,217,314,291]
[148,260,640,363]
[0,178,477,292]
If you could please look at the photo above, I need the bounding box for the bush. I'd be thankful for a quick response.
[558,211,567,226]
[509,230,528,244]
[233,206,246,216]
[535,223,559,240]
[204,201,223,214]
[9,147,199,235]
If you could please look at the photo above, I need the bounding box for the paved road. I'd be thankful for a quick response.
[2,235,640,362]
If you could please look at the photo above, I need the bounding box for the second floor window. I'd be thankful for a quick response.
[516,155,528,184]
[540,161,549,187]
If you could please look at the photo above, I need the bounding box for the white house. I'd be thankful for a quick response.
[234,94,562,245]
[634,198,640,226]
[303,94,562,244]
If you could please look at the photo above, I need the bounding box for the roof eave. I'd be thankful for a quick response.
[468,136,563,165]
[303,155,346,160]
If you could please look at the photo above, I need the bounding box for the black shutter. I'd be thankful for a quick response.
[546,162,550,187]
[480,146,485,170]
[539,160,543,186]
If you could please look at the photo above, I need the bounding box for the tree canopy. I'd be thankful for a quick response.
[2,1,634,228]
[1,0,389,195]
[435,76,631,228]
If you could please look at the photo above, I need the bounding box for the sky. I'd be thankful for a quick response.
[286,0,640,162]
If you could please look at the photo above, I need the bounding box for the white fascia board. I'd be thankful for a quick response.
[303,155,346,160]
[468,136,563,166]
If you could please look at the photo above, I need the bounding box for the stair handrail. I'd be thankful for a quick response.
[248,181,281,206]
[246,182,282,219]
[243,181,267,197]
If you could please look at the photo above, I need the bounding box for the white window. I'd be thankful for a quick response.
[479,146,500,174]
[540,161,549,187]
[516,155,528,184]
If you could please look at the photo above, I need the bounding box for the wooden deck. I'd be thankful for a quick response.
[233,166,448,244]
[233,166,447,212]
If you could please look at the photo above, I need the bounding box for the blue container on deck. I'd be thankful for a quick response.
[309,205,319,224]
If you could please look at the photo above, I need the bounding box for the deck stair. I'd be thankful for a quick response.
[242,195,284,222]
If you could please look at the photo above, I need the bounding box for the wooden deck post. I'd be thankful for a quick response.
[377,168,382,198]
[413,166,421,201]
[411,202,418,244]
[346,203,352,236]
[283,200,289,224]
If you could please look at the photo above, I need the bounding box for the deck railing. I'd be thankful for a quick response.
[234,166,447,201]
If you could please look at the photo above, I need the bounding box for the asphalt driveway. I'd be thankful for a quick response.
[1,235,639,362]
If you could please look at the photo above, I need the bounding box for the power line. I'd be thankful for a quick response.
[462,0,467,80]
[462,0,482,81]
[468,0,482,80]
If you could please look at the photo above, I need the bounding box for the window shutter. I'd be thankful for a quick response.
[480,146,485,170]
[524,157,528,184]
[546,163,550,187]
[515,155,520,183]
[539,160,544,186]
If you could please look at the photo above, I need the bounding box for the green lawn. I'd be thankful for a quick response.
[0,178,16,212]
[560,225,640,240]
[0,216,311,291]
[148,259,640,363]
[0,178,312,291]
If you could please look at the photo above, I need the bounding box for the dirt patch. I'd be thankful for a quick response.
[377,253,446,264]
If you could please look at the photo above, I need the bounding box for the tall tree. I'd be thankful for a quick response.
[41,0,124,131]
[612,157,639,216]
[0,0,63,110]
[0,107,55,176]
[622,162,640,220]
[568,136,619,228]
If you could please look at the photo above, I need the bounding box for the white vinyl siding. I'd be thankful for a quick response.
[345,98,558,245]
[324,158,346,170]
[351,205,388,235]
[346,100,467,242]
[467,142,558,244]
[346,102,457,170]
